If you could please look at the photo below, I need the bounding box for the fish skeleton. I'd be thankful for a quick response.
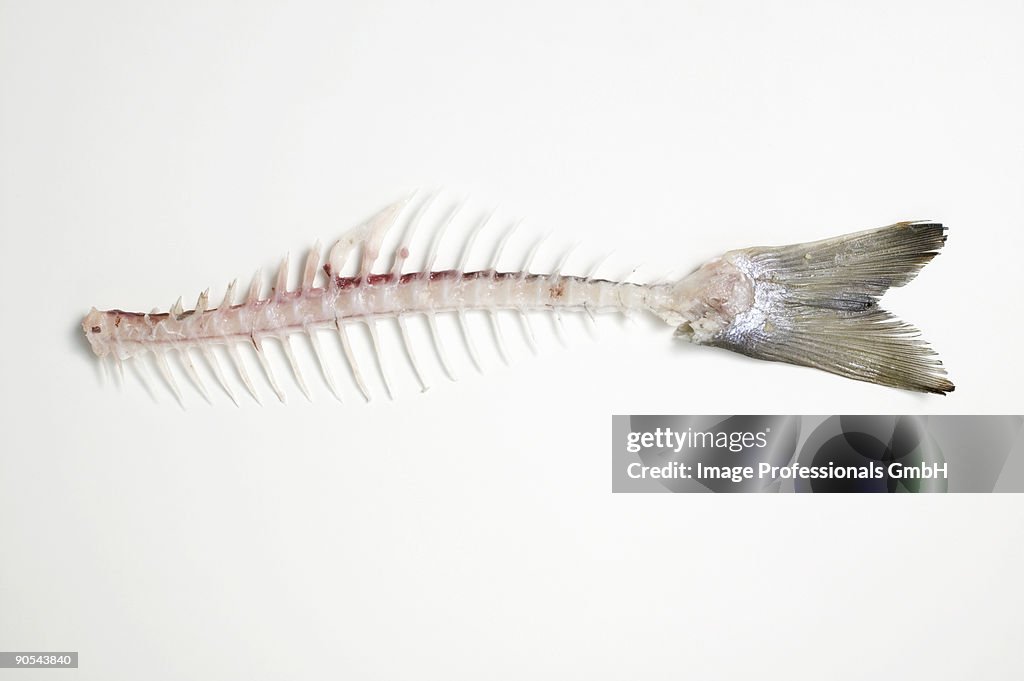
[81,195,954,403]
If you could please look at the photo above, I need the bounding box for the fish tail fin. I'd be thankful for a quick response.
[666,221,954,394]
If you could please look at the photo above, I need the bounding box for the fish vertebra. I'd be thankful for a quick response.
[82,196,953,402]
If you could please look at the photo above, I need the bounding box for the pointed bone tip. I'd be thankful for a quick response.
[374,196,414,224]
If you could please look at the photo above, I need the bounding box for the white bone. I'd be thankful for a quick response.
[219,279,237,311]
[274,254,289,298]
[522,233,551,276]
[490,218,523,271]
[98,356,109,385]
[279,335,311,401]
[130,357,159,402]
[200,345,239,406]
[364,317,394,400]
[458,207,497,272]
[178,348,211,403]
[194,289,210,316]
[551,310,569,347]
[326,198,411,280]
[427,312,457,382]
[152,350,184,406]
[489,312,510,365]
[336,320,371,402]
[302,242,321,290]
[397,315,429,392]
[360,198,411,280]
[458,311,483,373]
[252,337,286,403]
[425,201,465,273]
[519,311,539,354]
[306,328,342,402]
[553,242,580,276]
[392,192,439,276]
[227,342,261,403]
[247,268,263,304]
[585,250,615,281]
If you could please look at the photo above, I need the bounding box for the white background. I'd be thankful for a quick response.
[2,1,1023,678]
